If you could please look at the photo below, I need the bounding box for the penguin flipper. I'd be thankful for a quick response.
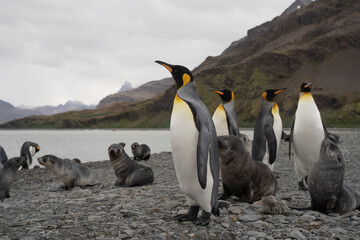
[264,124,277,165]
[225,111,240,137]
[322,121,329,139]
[289,117,295,159]
[197,125,210,189]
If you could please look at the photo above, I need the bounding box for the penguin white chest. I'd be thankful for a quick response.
[170,95,213,211]
[272,103,283,153]
[293,93,325,179]
[212,104,228,136]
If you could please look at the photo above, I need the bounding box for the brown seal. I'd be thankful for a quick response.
[38,155,92,189]
[131,142,151,161]
[217,135,277,203]
[0,157,26,200]
[108,143,154,187]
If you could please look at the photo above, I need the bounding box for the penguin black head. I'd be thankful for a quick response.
[155,60,194,89]
[300,82,312,93]
[209,88,234,103]
[262,88,287,102]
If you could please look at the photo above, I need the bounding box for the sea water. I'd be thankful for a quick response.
[0,129,254,167]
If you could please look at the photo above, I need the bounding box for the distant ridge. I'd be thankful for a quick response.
[97,78,173,108]
[282,0,313,16]
[1,0,359,128]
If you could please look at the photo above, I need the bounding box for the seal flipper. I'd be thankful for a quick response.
[219,185,232,200]
[289,205,313,211]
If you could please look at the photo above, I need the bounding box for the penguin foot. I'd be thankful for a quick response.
[174,206,199,222]
[195,211,211,226]
[298,181,308,191]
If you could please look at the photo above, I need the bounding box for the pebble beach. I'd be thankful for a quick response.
[0,130,359,239]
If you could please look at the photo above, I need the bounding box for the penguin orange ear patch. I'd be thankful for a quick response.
[262,92,267,101]
[182,73,191,86]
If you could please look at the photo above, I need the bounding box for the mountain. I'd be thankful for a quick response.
[34,100,95,115]
[118,81,133,93]
[282,0,313,15]
[1,0,359,128]
[97,78,173,108]
[0,100,42,124]
[0,99,95,124]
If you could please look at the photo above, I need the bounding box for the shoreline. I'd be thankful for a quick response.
[0,131,359,239]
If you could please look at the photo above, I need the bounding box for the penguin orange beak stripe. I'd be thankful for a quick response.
[155,60,173,73]
[211,90,224,95]
[274,88,288,95]
[305,84,310,88]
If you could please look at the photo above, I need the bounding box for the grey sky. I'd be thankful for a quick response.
[0,0,293,107]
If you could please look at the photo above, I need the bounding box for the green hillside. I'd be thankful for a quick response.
[1,0,359,129]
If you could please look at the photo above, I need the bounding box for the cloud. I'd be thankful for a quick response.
[0,0,293,106]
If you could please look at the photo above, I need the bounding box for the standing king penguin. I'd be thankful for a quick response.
[156,60,219,226]
[252,88,287,172]
[290,82,327,191]
[210,89,240,137]
[20,141,40,169]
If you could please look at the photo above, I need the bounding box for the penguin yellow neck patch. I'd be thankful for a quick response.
[218,103,224,111]
[300,92,313,101]
[174,94,183,103]
[272,102,279,114]
[182,73,191,87]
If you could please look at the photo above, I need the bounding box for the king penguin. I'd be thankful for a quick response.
[20,141,40,169]
[210,89,240,137]
[156,60,219,226]
[252,88,287,172]
[289,82,327,191]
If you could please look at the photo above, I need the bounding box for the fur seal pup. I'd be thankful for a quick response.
[217,135,277,203]
[20,141,40,169]
[38,155,92,189]
[0,157,26,200]
[292,139,360,213]
[131,142,151,161]
[108,143,154,187]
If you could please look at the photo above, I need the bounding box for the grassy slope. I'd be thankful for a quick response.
[1,0,359,129]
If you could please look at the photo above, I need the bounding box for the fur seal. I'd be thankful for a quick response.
[131,142,151,161]
[292,139,360,213]
[20,141,40,169]
[0,146,8,171]
[0,157,26,200]
[217,135,277,203]
[38,155,92,189]
[108,143,154,187]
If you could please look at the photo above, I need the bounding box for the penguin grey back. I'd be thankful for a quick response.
[252,99,274,162]
[20,141,40,169]
[223,100,240,137]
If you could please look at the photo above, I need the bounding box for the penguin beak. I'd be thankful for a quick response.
[304,84,311,89]
[274,88,288,95]
[36,146,40,152]
[155,60,173,73]
[209,89,224,95]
